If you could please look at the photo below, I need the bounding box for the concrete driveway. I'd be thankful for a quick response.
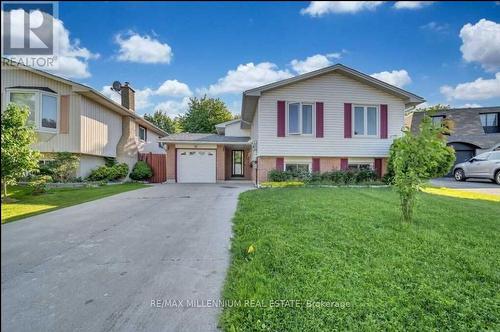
[430,177,500,196]
[1,183,252,332]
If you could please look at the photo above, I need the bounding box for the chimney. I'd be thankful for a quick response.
[121,82,135,111]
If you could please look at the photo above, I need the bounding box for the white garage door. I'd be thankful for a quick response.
[177,149,216,183]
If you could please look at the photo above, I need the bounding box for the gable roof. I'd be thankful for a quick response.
[240,63,425,126]
[2,58,167,137]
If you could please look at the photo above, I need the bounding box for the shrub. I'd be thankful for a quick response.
[40,152,80,182]
[129,161,153,181]
[267,169,291,182]
[87,162,129,182]
[28,175,52,194]
[355,169,378,183]
[267,168,381,185]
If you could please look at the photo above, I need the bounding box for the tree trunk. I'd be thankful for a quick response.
[2,181,7,200]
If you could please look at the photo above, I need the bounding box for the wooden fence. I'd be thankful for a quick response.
[138,153,167,183]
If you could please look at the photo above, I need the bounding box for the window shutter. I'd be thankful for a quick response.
[374,158,383,177]
[312,158,320,173]
[315,102,324,138]
[340,158,348,170]
[380,104,388,139]
[277,101,286,137]
[59,95,70,134]
[276,157,284,171]
[344,103,352,138]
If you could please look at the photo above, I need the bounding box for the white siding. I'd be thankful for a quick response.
[80,96,122,157]
[225,121,251,137]
[1,65,80,153]
[257,72,405,157]
[138,130,166,154]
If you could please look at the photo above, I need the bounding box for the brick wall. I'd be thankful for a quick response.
[257,156,277,183]
[319,157,341,172]
[166,144,176,182]
[216,145,225,181]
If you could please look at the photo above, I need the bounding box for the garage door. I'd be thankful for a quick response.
[177,149,216,183]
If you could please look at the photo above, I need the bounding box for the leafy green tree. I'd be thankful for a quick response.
[389,115,455,222]
[144,110,180,134]
[1,104,40,198]
[178,96,233,133]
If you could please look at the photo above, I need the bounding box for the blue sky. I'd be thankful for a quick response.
[4,1,500,116]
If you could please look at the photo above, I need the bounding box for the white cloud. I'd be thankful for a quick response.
[440,73,500,100]
[154,97,190,116]
[459,103,482,108]
[420,21,449,32]
[1,9,99,78]
[201,62,293,95]
[459,19,500,72]
[301,1,383,16]
[100,86,154,110]
[155,80,192,97]
[115,32,173,64]
[394,1,434,9]
[290,53,340,74]
[371,69,412,88]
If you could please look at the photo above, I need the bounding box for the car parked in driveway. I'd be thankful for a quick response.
[453,151,500,184]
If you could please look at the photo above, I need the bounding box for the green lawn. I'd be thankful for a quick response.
[1,183,148,223]
[221,187,500,331]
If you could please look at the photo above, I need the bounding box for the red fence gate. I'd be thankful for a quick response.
[138,153,167,183]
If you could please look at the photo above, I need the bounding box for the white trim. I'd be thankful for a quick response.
[6,88,60,133]
[352,104,379,138]
[286,101,315,136]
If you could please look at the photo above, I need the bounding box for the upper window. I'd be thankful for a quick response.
[353,105,378,137]
[139,125,147,141]
[480,113,499,134]
[7,89,58,132]
[287,102,314,135]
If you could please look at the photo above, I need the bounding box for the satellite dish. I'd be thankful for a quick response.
[111,81,122,92]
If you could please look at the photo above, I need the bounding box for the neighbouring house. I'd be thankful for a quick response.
[160,64,425,185]
[1,59,167,179]
[407,106,500,167]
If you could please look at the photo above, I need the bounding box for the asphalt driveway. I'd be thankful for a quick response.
[430,177,500,195]
[1,183,252,332]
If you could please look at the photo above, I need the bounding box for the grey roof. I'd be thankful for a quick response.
[408,106,500,149]
[159,133,250,143]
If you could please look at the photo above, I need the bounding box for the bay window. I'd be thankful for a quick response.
[287,102,314,135]
[353,105,378,137]
[7,89,58,132]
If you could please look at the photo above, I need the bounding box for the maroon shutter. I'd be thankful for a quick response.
[380,104,388,139]
[312,158,320,173]
[340,158,348,170]
[374,158,383,178]
[277,101,286,137]
[276,157,284,171]
[315,102,324,138]
[344,103,352,138]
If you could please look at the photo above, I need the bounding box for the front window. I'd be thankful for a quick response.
[348,163,372,171]
[287,102,314,135]
[431,115,445,126]
[8,89,58,131]
[139,126,147,141]
[353,105,378,137]
[285,163,310,172]
[480,113,499,133]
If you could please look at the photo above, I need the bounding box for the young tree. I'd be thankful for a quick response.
[389,114,455,223]
[178,95,233,133]
[1,104,40,199]
[144,110,180,134]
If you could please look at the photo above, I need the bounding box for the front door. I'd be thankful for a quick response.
[232,150,244,177]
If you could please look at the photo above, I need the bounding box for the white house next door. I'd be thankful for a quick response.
[177,149,216,183]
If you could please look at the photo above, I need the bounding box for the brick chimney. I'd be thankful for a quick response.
[121,82,135,111]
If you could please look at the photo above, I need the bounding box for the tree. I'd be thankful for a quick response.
[144,110,180,134]
[178,96,233,133]
[389,114,455,223]
[1,104,40,199]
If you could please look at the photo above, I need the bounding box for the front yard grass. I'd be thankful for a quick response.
[1,183,148,223]
[221,187,500,331]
